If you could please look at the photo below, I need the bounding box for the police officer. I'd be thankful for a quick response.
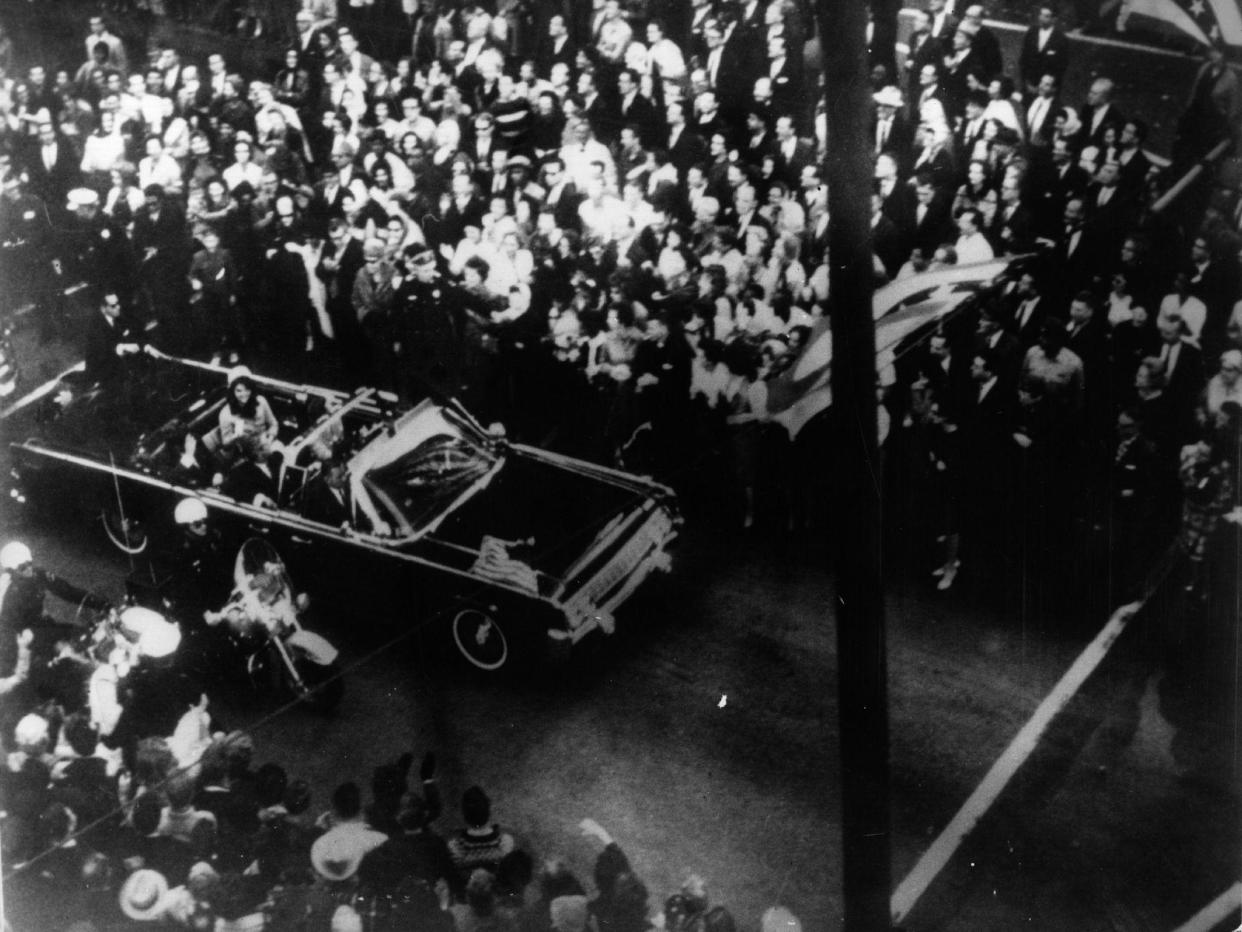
[0,541,109,676]
[393,245,473,405]
[156,498,235,680]
[62,187,132,302]
[0,170,53,319]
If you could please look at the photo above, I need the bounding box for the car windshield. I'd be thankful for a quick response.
[362,432,497,534]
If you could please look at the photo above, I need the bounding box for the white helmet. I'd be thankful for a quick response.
[174,497,208,525]
[0,541,32,570]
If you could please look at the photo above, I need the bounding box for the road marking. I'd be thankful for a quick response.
[1168,882,1242,932]
[890,600,1144,924]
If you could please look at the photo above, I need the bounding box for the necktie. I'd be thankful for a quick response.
[877,120,889,153]
[1030,98,1047,133]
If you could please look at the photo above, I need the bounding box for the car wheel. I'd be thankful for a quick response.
[101,505,148,554]
[452,605,510,671]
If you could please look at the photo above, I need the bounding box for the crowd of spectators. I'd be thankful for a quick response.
[1,700,798,930]
[1,0,1242,925]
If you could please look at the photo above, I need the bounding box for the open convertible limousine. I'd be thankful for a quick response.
[2,354,680,670]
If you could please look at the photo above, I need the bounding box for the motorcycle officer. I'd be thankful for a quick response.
[0,541,110,676]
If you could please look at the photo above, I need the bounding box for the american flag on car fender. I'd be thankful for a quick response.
[471,537,539,594]
[766,260,1013,440]
[1118,0,1242,46]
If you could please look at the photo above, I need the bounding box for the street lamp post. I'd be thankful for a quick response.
[819,0,895,929]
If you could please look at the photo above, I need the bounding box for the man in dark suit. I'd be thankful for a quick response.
[1115,119,1152,198]
[872,86,915,170]
[704,17,755,123]
[871,191,906,280]
[1155,310,1204,438]
[741,109,775,169]
[1028,136,1089,237]
[24,123,80,209]
[960,6,1003,82]
[220,433,281,509]
[910,173,954,257]
[1024,74,1061,146]
[1055,195,1106,296]
[993,175,1034,255]
[665,100,708,179]
[975,304,1022,387]
[301,458,353,527]
[317,218,367,380]
[537,14,578,79]
[1064,291,1108,382]
[541,158,584,232]
[616,69,660,148]
[941,27,989,120]
[1079,77,1123,150]
[1018,5,1070,94]
[1083,160,1133,243]
[1006,271,1051,349]
[772,115,815,186]
[765,34,804,126]
[723,182,771,243]
[877,153,916,235]
[84,291,142,384]
[903,10,944,107]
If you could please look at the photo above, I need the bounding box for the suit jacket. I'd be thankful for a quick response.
[972,27,1004,82]
[544,179,583,232]
[773,138,815,186]
[221,457,280,508]
[1007,294,1050,349]
[666,127,709,179]
[83,311,139,383]
[767,57,804,123]
[536,35,577,78]
[993,204,1033,255]
[941,49,988,119]
[301,476,352,526]
[1024,94,1061,145]
[618,92,661,149]
[872,213,906,279]
[910,192,955,257]
[24,136,80,205]
[929,11,960,41]
[904,32,944,104]
[1115,147,1151,197]
[1019,26,1070,88]
[1159,339,1205,431]
[1078,102,1124,150]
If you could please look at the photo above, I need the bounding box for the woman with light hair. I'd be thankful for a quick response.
[1204,349,1242,420]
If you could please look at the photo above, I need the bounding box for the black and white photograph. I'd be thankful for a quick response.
[0,0,1239,928]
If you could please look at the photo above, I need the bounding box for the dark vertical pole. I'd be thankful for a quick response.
[821,0,893,929]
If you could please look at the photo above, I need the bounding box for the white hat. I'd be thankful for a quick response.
[0,541,32,570]
[226,365,253,385]
[873,85,903,109]
[331,905,364,932]
[67,187,100,209]
[761,907,803,932]
[14,713,49,748]
[119,607,181,659]
[310,825,386,881]
[119,869,170,921]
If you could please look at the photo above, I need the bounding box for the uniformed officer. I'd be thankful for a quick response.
[393,245,473,405]
[63,187,133,303]
[0,170,53,319]
[0,541,109,677]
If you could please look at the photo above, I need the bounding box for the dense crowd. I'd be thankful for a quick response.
[0,0,1241,926]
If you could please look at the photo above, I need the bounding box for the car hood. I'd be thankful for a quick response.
[426,448,659,582]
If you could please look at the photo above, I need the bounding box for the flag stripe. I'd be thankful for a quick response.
[1207,0,1242,44]
[1121,0,1211,44]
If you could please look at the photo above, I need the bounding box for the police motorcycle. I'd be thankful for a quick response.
[204,538,343,713]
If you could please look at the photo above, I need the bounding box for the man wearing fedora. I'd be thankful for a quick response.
[872,86,915,174]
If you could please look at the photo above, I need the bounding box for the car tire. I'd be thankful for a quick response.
[451,605,511,672]
[101,504,148,554]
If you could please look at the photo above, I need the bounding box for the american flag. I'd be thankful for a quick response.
[1119,0,1242,47]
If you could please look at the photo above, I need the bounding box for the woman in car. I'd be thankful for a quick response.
[218,367,279,450]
